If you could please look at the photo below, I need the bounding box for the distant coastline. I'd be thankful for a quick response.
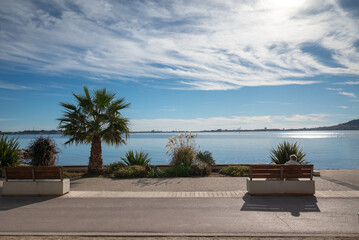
[1,119,359,135]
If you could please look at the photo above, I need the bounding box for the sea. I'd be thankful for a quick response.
[6,131,359,169]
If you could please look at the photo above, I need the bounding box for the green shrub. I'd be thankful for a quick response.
[193,161,212,176]
[147,169,166,178]
[165,165,195,177]
[219,166,250,177]
[270,141,307,164]
[171,146,196,166]
[0,135,20,169]
[27,136,59,166]
[196,150,215,165]
[106,161,126,174]
[114,165,147,178]
[121,150,151,166]
[166,132,198,167]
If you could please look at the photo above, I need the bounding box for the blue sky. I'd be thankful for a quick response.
[0,0,359,131]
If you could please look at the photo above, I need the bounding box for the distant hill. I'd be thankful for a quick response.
[311,119,359,130]
[1,119,359,134]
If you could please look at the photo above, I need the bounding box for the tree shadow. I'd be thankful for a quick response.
[240,193,320,217]
[130,178,179,188]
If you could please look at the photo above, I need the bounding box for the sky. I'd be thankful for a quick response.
[0,0,359,132]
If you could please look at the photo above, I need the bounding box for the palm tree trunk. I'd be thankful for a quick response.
[88,136,103,174]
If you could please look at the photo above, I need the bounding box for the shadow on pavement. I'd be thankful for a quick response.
[240,193,320,217]
[0,197,57,211]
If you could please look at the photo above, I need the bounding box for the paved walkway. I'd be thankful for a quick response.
[0,169,358,238]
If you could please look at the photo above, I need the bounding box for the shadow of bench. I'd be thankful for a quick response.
[246,164,315,195]
[2,166,70,196]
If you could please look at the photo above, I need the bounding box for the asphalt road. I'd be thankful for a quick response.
[0,196,358,236]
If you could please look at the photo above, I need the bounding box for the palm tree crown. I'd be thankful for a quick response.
[58,85,130,173]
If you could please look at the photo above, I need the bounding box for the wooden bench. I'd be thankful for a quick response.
[246,164,315,195]
[2,166,70,196]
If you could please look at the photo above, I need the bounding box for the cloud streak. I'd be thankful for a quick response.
[1,0,358,90]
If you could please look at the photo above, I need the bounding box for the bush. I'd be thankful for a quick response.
[106,161,126,174]
[147,169,166,178]
[27,136,59,166]
[193,161,212,176]
[165,165,195,177]
[270,141,307,164]
[196,150,215,165]
[166,132,198,166]
[114,165,147,178]
[0,135,20,169]
[121,150,151,166]
[219,166,250,177]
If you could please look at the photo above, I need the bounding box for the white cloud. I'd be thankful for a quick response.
[337,106,348,109]
[339,91,357,99]
[0,81,34,90]
[326,88,342,91]
[0,0,358,90]
[131,114,329,131]
[341,81,359,85]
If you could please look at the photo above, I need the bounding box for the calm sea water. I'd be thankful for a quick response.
[7,131,359,169]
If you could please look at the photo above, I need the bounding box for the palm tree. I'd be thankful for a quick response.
[58,86,130,174]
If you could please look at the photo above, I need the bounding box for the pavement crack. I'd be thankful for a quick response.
[275,212,295,231]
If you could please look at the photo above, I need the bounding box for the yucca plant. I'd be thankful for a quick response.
[270,141,308,164]
[0,135,20,168]
[27,136,59,166]
[121,150,151,166]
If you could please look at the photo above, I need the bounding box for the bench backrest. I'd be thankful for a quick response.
[4,166,64,181]
[249,164,313,180]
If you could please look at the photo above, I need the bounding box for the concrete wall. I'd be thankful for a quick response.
[246,178,315,195]
[2,179,70,196]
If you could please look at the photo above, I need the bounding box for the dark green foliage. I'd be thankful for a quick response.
[114,165,147,178]
[170,146,196,166]
[0,135,20,169]
[28,136,59,166]
[270,141,307,164]
[219,166,250,177]
[196,150,215,165]
[147,169,166,178]
[106,161,126,174]
[165,165,195,177]
[121,150,151,166]
[193,161,212,176]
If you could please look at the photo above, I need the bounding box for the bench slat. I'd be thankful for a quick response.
[5,166,63,181]
[250,164,313,179]
[5,167,33,180]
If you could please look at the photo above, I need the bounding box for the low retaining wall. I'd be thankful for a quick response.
[2,179,70,196]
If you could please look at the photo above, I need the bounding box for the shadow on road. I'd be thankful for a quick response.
[240,193,320,217]
[0,197,56,211]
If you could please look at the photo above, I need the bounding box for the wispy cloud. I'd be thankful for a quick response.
[0,81,34,90]
[340,81,359,85]
[326,87,342,91]
[337,106,348,109]
[339,91,357,99]
[0,1,358,90]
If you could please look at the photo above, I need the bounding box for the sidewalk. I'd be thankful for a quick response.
[0,170,358,238]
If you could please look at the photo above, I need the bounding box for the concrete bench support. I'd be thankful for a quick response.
[246,178,315,195]
[2,179,70,196]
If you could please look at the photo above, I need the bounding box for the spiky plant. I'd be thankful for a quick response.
[58,85,130,174]
[0,135,20,169]
[28,136,59,166]
[270,141,308,164]
[121,150,151,166]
